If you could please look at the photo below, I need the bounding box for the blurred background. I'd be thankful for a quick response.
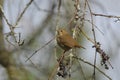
[0,0,120,80]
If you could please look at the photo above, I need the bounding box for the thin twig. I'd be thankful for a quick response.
[25,37,55,62]
[80,0,87,28]
[76,59,87,80]
[0,0,34,46]
[86,0,97,79]
[48,51,66,80]
[0,5,13,28]
[78,27,95,44]
[15,0,34,27]
[25,54,42,72]
[73,56,112,80]
[92,13,120,19]
[85,19,104,35]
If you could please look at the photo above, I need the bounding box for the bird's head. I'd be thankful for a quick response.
[57,28,68,36]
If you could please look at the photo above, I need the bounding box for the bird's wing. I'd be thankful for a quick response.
[60,34,77,48]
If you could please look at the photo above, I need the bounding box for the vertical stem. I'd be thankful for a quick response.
[86,0,97,79]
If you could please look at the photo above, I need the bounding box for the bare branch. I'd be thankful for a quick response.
[73,56,112,80]
[25,37,55,62]
[92,12,120,19]
[14,0,34,27]
[86,0,97,79]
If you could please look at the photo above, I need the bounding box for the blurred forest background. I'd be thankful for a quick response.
[0,0,120,80]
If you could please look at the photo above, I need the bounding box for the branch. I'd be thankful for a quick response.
[25,37,55,62]
[14,0,34,27]
[73,56,112,80]
[92,12,120,19]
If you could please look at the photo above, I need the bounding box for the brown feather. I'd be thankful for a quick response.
[57,29,85,51]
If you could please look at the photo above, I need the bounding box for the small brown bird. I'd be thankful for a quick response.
[57,28,85,52]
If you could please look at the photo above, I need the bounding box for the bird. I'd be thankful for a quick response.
[57,28,85,52]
